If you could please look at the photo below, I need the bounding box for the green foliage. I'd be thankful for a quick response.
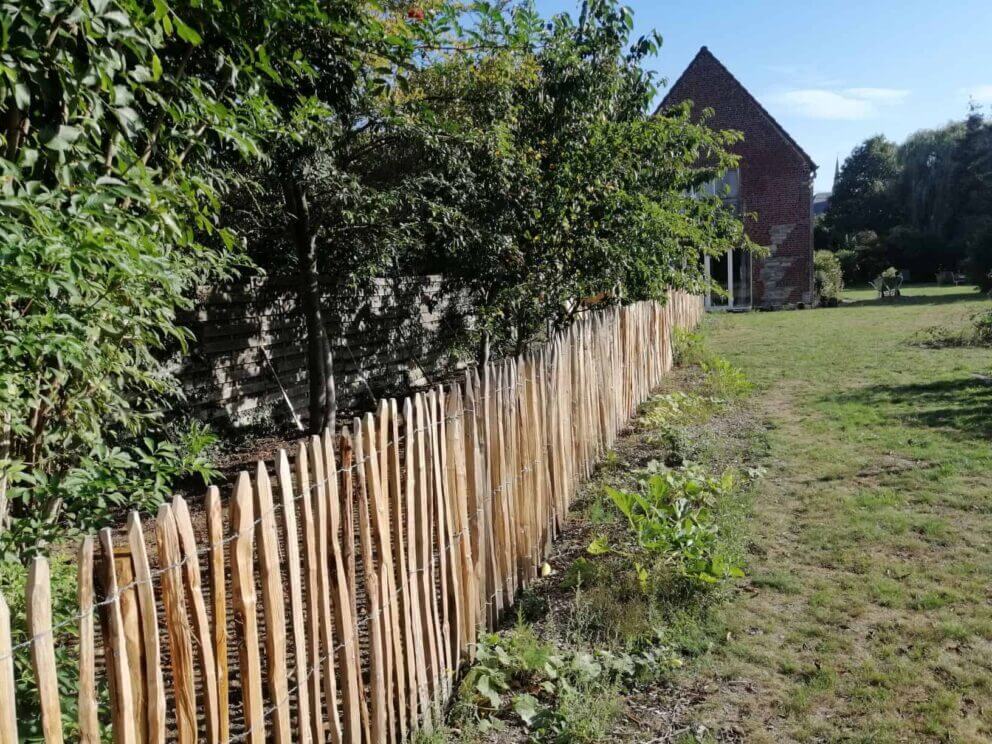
[826,135,904,238]
[639,392,722,430]
[814,250,844,304]
[0,0,315,553]
[915,307,992,348]
[395,0,753,357]
[672,328,707,367]
[597,463,744,585]
[953,108,992,289]
[0,557,107,742]
[701,358,753,400]
[824,110,992,286]
[454,625,675,742]
[1,0,755,556]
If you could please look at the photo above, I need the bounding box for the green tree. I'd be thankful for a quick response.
[827,135,904,239]
[398,0,750,358]
[949,107,992,288]
[0,0,410,553]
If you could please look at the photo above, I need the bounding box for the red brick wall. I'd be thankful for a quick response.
[662,49,815,307]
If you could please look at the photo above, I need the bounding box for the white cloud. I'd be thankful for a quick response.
[966,85,992,104]
[771,87,909,120]
[772,90,876,120]
[843,87,910,104]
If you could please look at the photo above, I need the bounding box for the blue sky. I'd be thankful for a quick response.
[532,0,992,192]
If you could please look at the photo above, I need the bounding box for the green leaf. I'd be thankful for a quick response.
[475,673,502,709]
[512,694,541,727]
[586,536,610,556]
[174,17,202,45]
[13,82,29,109]
[151,55,163,82]
[44,125,82,151]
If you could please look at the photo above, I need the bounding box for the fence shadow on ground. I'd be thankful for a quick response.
[826,376,992,441]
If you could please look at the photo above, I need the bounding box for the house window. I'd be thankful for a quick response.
[693,168,740,202]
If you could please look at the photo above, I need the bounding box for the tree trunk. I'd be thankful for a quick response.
[477,331,491,369]
[284,177,336,434]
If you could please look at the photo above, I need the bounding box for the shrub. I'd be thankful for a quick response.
[596,464,744,585]
[672,328,707,367]
[835,249,860,285]
[814,250,844,305]
[916,307,992,347]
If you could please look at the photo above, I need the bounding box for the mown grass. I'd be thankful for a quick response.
[692,284,992,742]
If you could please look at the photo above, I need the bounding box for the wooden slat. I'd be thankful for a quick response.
[205,486,229,744]
[154,507,196,744]
[369,407,402,742]
[276,449,313,744]
[402,398,430,728]
[413,393,441,710]
[388,398,419,731]
[321,432,362,744]
[354,418,388,742]
[446,384,476,661]
[96,531,136,744]
[26,557,65,744]
[338,430,371,742]
[295,442,326,744]
[114,544,144,744]
[0,593,18,744]
[126,514,166,744]
[308,435,342,744]
[435,388,463,673]
[425,391,452,696]
[172,497,221,744]
[252,465,291,744]
[229,473,266,744]
[77,537,99,744]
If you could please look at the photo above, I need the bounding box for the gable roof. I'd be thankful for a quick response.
[657,47,817,172]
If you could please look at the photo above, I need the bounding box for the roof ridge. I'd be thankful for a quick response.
[657,47,817,172]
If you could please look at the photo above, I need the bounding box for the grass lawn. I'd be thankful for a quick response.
[694,284,992,742]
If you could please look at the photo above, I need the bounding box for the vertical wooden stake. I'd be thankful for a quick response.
[97,532,135,744]
[205,487,229,744]
[77,538,99,744]
[126,515,165,744]
[0,593,18,744]
[229,474,265,744]
[276,450,313,744]
[251,465,291,744]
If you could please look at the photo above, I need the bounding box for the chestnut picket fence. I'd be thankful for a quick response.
[0,292,702,744]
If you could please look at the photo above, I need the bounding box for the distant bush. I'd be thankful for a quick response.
[814,250,844,305]
[835,249,859,284]
[916,308,992,348]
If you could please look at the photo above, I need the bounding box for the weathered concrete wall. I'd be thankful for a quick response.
[178,275,471,430]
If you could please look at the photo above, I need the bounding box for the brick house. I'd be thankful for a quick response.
[659,47,817,309]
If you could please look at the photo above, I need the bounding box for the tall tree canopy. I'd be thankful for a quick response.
[826,135,904,238]
[823,111,992,287]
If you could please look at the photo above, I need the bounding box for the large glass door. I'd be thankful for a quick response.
[705,248,752,311]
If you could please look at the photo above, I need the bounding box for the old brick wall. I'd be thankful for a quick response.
[662,48,815,308]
